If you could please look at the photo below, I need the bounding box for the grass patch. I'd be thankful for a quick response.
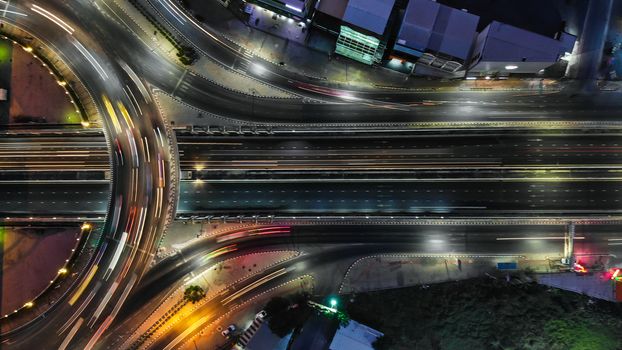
[346,278,622,350]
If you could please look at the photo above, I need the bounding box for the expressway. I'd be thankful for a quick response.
[178,131,622,174]
[177,180,622,216]
[5,130,622,218]
[0,133,109,181]
[1,2,174,350]
[5,176,622,218]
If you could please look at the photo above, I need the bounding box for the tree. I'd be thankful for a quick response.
[184,285,206,304]
[264,296,289,318]
[264,294,312,338]
[373,335,393,350]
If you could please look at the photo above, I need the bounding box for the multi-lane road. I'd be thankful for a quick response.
[7,130,622,218]
[1,0,621,349]
[100,222,621,349]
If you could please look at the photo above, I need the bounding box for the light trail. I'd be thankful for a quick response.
[89,281,119,327]
[73,41,108,80]
[496,236,586,240]
[31,4,74,34]
[104,231,128,280]
[68,265,98,306]
[102,95,122,133]
[57,318,84,350]
[221,268,288,305]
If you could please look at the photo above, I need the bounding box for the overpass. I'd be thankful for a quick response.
[6,129,622,219]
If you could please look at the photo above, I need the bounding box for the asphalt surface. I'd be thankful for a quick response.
[178,131,622,173]
[2,0,622,349]
[8,130,622,218]
[105,222,621,349]
[0,133,108,182]
[177,179,622,216]
[1,2,174,349]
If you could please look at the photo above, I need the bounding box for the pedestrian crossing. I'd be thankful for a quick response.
[236,317,264,348]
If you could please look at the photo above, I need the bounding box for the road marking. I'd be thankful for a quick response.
[172,69,188,96]
[2,0,9,17]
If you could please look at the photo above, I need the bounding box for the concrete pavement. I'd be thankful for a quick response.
[338,254,551,294]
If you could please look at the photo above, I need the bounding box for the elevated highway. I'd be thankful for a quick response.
[7,130,622,219]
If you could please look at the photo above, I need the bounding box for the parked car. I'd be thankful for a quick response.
[221,324,236,337]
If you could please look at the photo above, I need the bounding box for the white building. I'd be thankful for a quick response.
[328,320,384,350]
[468,21,576,76]
[392,0,479,73]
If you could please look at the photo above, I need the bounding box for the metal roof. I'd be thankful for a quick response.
[342,0,396,35]
[477,21,575,62]
[396,0,479,60]
[328,320,383,350]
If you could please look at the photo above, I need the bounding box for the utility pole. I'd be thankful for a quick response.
[249,88,258,117]
[563,222,575,266]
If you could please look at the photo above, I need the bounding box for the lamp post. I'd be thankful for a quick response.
[249,88,258,117]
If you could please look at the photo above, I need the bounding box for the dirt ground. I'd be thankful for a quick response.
[1,226,79,315]
[9,43,80,125]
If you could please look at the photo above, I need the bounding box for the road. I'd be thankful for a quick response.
[103,222,621,349]
[177,179,622,216]
[7,130,622,218]
[0,133,108,181]
[1,0,620,348]
[1,2,174,349]
[178,131,622,174]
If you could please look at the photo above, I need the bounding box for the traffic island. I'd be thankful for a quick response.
[1,227,79,319]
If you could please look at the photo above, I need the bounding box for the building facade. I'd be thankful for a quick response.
[313,0,395,65]
[247,0,316,20]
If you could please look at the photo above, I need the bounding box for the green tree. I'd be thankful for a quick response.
[264,294,312,338]
[183,285,205,304]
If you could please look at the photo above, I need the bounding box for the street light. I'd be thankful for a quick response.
[329,298,337,308]
[249,88,258,117]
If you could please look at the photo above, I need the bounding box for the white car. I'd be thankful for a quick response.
[255,310,267,320]
[221,324,236,337]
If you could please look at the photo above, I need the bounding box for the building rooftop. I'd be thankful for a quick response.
[342,0,396,35]
[315,0,349,20]
[396,0,479,60]
[477,21,575,62]
[328,320,384,350]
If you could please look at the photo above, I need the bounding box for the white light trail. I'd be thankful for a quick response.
[31,4,74,34]
[73,41,108,80]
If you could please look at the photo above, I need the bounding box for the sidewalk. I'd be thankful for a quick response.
[338,254,548,294]
[538,272,619,302]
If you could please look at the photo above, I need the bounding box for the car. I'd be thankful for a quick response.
[221,324,236,337]
[256,310,267,320]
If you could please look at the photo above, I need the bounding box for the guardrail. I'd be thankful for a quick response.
[173,215,622,226]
